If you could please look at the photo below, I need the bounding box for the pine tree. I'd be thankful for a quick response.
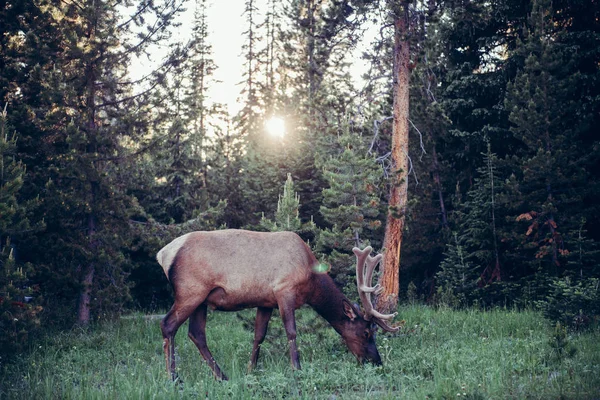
[108,3,228,308]
[240,0,362,230]
[260,173,303,232]
[236,0,285,229]
[3,0,186,325]
[464,145,503,284]
[238,0,263,140]
[317,129,384,295]
[187,0,217,209]
[436,233,474,305]
[436,145,504,303]
[208,106,246,228]
[131,0,220,225]
[261,0,279,113]
[505,0,592,279]
[565,219,600,279]
[0,107,43,357]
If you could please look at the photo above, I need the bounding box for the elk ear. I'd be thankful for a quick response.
[342,300,357,321]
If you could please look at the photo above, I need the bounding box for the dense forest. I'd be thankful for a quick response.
[1,0,599,358]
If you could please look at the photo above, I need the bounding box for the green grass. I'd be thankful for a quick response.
[1,305,599,399]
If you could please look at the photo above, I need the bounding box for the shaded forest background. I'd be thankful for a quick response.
[1,0,599,358]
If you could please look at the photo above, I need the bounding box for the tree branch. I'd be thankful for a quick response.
[408,118,427,160]
[368,116,393,155]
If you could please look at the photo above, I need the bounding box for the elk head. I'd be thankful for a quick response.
[338,246,399,365]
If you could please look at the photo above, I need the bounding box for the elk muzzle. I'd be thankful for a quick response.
[365,343,383,366]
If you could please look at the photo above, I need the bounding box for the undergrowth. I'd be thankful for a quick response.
[1,305,599,399]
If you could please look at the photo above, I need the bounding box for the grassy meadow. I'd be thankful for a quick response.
[1,305,599,399]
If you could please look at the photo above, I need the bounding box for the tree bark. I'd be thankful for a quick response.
[432,146,448,227]
[77,262,95,324]
[377,1,410,314]
[78,210,97,324]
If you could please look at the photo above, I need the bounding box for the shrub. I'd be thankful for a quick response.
[0,243,43,360]
[536,277,600,329]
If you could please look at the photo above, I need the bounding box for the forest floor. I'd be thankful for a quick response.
[1,305,599,399]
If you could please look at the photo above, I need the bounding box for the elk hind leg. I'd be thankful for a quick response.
[249,307,273,371]
[161,299,204,381]
[188,303,228,380]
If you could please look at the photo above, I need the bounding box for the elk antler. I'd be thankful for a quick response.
[353,246,399,333]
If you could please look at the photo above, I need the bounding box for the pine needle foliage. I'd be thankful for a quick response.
[437,145,503,304]
[260,173,304,233]
[317,130,384,295]
[0,109,44,358]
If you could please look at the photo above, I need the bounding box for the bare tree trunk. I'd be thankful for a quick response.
[78,211,96,324]
[432,146,448,227]
[77,263,95,324]
[306,0,317,138]
[377,1,410,314]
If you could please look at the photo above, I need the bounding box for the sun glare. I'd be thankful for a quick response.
[265,117,285,138]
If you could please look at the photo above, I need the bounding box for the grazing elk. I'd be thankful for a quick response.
[157,229,398,381]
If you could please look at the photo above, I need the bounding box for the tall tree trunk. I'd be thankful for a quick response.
[77,266,94,323]
[306,0,316,138]
[432,146,448,227]
[78,211,96,324]
[377,1,410,314]
[264,0,276,111]
[78,11,98,325]
[247,0,254,105]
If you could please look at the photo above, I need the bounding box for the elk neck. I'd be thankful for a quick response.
[306,273,353,334]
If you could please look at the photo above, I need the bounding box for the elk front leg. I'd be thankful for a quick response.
[278,301,300,370]
[249,307,273,372]
[188,303,228,380]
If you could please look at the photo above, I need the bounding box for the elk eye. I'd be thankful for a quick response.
[364,330,370,338]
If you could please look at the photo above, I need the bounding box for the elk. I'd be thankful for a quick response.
[157,229,398,381]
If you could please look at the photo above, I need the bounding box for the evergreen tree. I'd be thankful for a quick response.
[275,0,361,221]
[236,0,285,229]
[2,0,186,325]
[437,145,505,303]
[241,0,361,229]
[317,129,384,294]
[187,0,216,210]
[261,0,280,113]
[122,12,228,310]
[208,106,246,228]
[238,0,263,139]
[504,0,595,279]
[130,0,220,226]
[0,108,43,357]
[436,233,474,305]
[260,173,303,233]
[29,1,135,325]
[140,44,207,224]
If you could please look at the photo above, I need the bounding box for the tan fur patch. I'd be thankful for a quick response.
[156,233,192,279]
